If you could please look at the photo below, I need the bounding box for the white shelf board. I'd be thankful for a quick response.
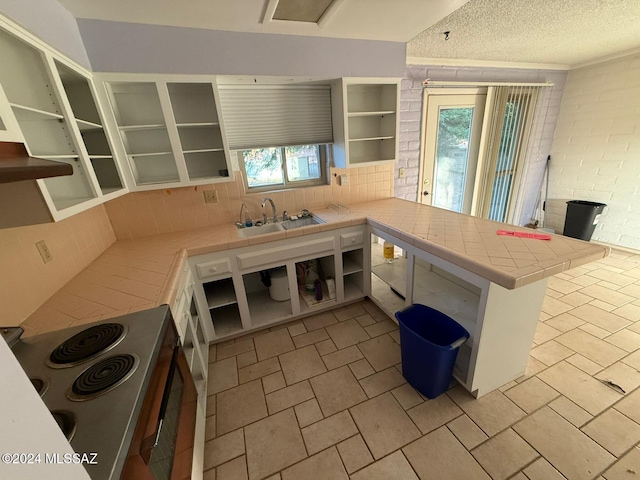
[177,122,220,128]
[211,304,243,338]
[135,175,181,185]
[128,151,172,158]
[183,148,224,154]
[35,154,78,159]
[348,110,395,117]
[10,103,63,120]
[343,257,363,275]
[204,280,238,309]
[100,187,123,195]
[348,157,396,165]
[411,262,479,337]
[349,136,395,142]
[118,124,165,132]
[370,273,405,318]
[52,195,95,210]
[89,155,113,159]
[76,118,103,131]
[247,289,292,327]
[371,257,407,297]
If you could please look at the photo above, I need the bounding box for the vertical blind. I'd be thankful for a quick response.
[478,85,545,222]
[217,84,333,150]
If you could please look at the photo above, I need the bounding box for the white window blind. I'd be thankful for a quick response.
[217,85,333,150]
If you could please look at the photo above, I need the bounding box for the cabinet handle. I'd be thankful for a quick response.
[210,267,217,273]
[351,238,356,243]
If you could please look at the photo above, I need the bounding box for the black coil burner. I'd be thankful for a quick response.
[51,410,76,441]
[67,354,138,401]
[47,323,126,368]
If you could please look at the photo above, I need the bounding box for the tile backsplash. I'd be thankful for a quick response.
[0,205,116,326]
[105,166,394,240]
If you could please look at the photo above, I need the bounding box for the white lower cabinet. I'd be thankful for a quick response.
[189,226,368,342]
[368,227,547,398]
[170,262,208,480]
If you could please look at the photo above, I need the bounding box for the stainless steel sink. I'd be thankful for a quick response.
[236,223,285,238]
[281,216,324,230]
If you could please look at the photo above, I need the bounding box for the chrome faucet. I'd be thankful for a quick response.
[261,197,277,223]
[237,203,250,228]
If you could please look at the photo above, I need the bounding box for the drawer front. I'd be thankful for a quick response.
[340,232,364,249]
[195,258,232,280]
[237,237,335,270]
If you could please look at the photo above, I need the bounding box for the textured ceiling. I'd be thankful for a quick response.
[55,0,469,42]
[407,0,640,67]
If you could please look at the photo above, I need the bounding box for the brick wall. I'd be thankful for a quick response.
[545,52,640,249]
[397,65,566,226]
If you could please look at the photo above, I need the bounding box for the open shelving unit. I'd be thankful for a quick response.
[296,256,337,315]
[370,235,407,316]
[54,60,124,196]
[243,267,293,327]
[105,81,180,186]
[0,28,102,212]
[342,248,365,302]
[167,83,230,181]
[202,277,243,337]
[332,79,400,168]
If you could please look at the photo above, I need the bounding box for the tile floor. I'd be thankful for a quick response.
[203,248,640,480]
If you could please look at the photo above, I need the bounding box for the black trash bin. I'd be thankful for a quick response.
[563,200,606,241]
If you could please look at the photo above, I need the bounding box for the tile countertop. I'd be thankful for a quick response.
[21,198,608,336]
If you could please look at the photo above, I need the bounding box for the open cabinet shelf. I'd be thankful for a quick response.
[102,78,233,189]
[332,79,400,168]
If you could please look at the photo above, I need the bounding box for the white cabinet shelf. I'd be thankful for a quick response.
[76,118,102,131]
[332,78,400,168]
[10,103,64,120]
[118,124,165,131]
[203,278,237,309]
[348,110,395,117]
[349,136,395,142]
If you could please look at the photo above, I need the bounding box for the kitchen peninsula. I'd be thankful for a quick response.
[21,197,608,398]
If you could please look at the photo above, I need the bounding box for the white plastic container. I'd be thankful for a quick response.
[269,269,290,301]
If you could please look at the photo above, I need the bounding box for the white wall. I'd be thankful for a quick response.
[545,52,640,249]
[397,65,567,226]
[0,0,90,67]
[77,19,406,78]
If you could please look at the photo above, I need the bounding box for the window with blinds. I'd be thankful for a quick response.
[217,84,333,150]
[478,85,545,222]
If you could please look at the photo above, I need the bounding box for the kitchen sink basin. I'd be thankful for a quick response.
[236,223,284,238]
[281,216,324,230]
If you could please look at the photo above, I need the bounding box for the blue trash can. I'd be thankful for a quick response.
[395,304,469,399]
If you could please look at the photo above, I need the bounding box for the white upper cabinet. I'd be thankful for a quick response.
[331,78,400,168]
[0,24,126,221]
[98,75,233,190]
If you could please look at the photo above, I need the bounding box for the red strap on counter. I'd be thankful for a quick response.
[497,229,552,240]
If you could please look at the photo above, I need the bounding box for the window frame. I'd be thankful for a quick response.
[238,144,330,193]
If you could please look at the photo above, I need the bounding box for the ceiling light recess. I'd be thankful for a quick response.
[262,0,344,28]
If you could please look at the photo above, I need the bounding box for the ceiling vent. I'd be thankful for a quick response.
[262,0,344,27]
